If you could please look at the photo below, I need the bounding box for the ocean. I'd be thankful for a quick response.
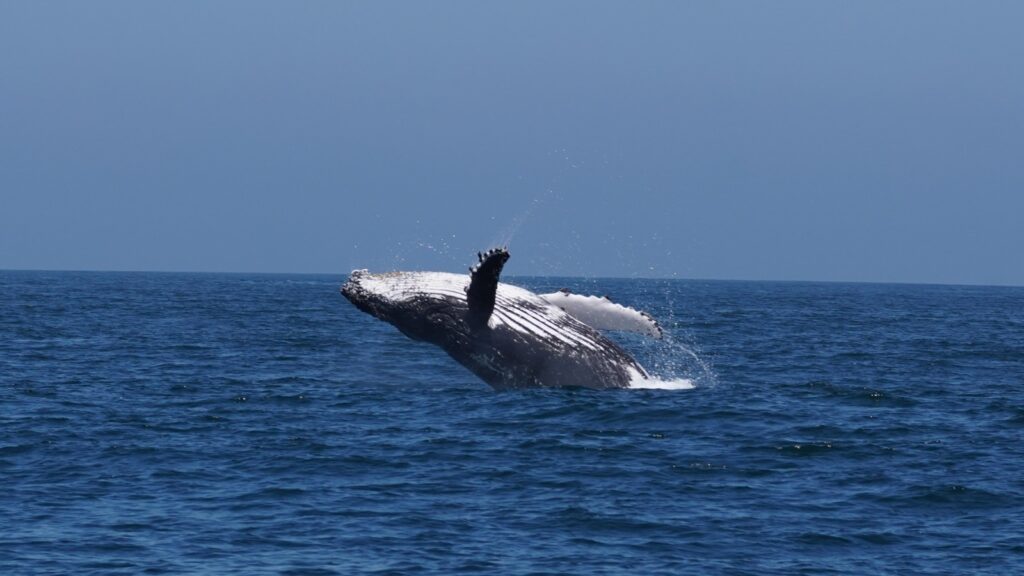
[2,270,1022,574]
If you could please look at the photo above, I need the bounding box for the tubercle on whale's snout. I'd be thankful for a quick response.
[340,269,367,291]
[342,269,368,292]
[342,270,401,325]
[340,271,373,312]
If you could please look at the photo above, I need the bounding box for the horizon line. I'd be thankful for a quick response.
[1,266,1021,290]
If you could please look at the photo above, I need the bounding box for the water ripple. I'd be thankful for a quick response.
[2,272,1023,574]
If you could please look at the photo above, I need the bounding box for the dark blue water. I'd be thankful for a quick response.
[2,271,1023,575]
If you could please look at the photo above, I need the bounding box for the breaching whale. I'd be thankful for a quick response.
[340,248,663,390]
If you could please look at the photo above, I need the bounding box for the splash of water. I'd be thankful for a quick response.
[649,279,717,389]
[631,332,716,391]
[629,376,696,390]
[491,189,557,249]
[613,279,717,391]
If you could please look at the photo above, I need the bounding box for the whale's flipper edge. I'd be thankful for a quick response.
[539,290,663,339]
[466,247,510,328]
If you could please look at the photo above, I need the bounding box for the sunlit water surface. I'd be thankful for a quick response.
[2,271,1022,574]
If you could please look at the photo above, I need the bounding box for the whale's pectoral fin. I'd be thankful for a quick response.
[539,290,663,338]
[465,247,510,328]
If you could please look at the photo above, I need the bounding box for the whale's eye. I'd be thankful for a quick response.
[427,311,448,325]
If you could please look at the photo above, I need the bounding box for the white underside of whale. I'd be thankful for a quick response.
[353,271,662,349]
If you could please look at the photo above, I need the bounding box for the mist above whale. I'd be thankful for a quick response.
[340,248,664,390]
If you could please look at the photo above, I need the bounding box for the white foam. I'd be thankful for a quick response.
[629,377,696,390]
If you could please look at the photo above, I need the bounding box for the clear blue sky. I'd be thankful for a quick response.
[2,2,1022,284]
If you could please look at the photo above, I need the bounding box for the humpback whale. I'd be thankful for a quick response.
[340,248,663,390]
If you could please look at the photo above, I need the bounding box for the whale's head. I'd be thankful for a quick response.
[341,269,469,345]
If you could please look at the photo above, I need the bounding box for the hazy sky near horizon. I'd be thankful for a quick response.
[2,2,1022,284]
